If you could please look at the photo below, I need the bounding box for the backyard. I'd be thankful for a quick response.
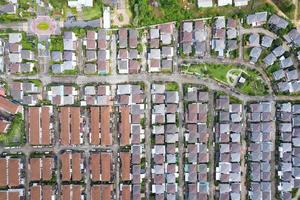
[0,113,25,147]
[181,63,269,96]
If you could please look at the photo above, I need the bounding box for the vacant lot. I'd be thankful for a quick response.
[129,0,275,26]
[181,63,268,96]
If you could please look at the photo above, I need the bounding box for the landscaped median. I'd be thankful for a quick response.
[181,63,269,96]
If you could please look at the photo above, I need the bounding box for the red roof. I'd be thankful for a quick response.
[90,107,100,145]
[90,153,101,181]
[121,185,131,200]
[28,107,40,145]
[8,159,20,187]
[119,106,130,146]
[120,152,131,181]
[41,107,51,145]
[101,106,111,145]
[0,96,20,114]
[0,158,7,187]
[101,152,111,181]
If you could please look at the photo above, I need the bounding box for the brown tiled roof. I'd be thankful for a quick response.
[90,107,100,145]
[101,152,111,182]
[91,184,113,200]
[8,191,20,200]
[72,185,81,200]
[70,107,80,145]
[0,96,20,114]
[8,159,20,187]
[72,152,82,181]
[30,158,41,181]
[91,185,100,200]
[30,185,41,200]
[120,152,131,181]
[61,185,71,200]
[101,106,111,145]
[121,184,131,200]
[42,185,52,200]
[60,107,70,145]
[28,107,40,145]
[0,158,7,187]
[41,107,51,145]
[61,152,71,181]
[42,157,53,181]
[120,106,130,146]
[90,153,100,181]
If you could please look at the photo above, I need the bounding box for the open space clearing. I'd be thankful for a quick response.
[181,63,269,96]
[129,0,275,26]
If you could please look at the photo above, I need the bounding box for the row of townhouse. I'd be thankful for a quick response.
[197,0,250,7]
[47,84,78,105]
[117,28,141,74]
[277,103,300,199]
[211,17,238,58]
[116,84,146,199]
[51,32,77,74]
[27,151,114,199]
[9,81,42,105]
[148,23,175,73]
[247,101,273,200]
[81,84,113,106]
[151,83,180,199]
[215,96,243,199]
[0,154,25,189]
[27,106,54,146]
[83,30,111,75]
[180,20,208,57]
[5,33,36,74]
[184,86,210,199]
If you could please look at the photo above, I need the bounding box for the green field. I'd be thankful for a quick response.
[130,0,275,26]
[181,63,268,96]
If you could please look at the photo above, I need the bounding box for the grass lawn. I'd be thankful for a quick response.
[182,63,234,84]
[182,63,268,96]
[50,35,63,51]
[29,79,42,87]
[81,1,103,20]
[130,0,275,26]
[236,72,268,96]
[0,113,24,147]
[165,82,179,91]
[272,0,295,19]
[37,22,50,30]
[21,33,37,51]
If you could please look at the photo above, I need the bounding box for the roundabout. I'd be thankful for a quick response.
[30,16,57,36]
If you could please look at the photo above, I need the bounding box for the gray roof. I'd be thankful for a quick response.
[268,14,289,30]
[263,53,276,66]
[250,47,262,63]
[249,34,260,47]
[280,57,293,69]
[261,36,273,48]
[273,69,285,81]
[247,12,268,26]
[272,46,285,57]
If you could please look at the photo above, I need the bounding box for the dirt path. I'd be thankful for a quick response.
[293,0,298,21]
[265,0,288,19]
